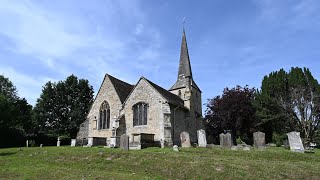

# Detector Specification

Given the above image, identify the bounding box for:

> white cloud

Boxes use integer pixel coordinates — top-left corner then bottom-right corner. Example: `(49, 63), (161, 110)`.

(0, 66), (58, 105)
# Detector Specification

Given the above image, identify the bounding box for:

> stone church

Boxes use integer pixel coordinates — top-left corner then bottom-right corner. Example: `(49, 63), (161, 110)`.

(77, 29), (203, 148)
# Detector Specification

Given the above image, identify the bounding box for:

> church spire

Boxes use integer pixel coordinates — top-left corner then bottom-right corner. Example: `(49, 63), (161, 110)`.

(178, 27), (193, 78)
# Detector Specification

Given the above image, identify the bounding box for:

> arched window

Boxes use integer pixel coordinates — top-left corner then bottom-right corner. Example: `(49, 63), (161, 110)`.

(99, 101), (110, 129)
(133, 102), (148, 126)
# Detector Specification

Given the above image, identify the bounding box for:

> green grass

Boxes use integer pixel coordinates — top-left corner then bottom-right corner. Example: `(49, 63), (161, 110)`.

(1, 146), (320, 179)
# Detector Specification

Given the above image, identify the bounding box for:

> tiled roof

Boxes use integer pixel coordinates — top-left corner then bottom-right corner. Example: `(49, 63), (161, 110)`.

(143, 78), (185, 108)
(107, 74), (134, 103)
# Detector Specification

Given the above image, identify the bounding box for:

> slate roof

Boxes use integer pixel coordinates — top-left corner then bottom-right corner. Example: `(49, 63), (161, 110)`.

(170, 29), (201, 92)
(107, 74), (134, 103)
(143, 77), (185, 108)
(170, 77), (200, 92)
(178, 29), (193, 78)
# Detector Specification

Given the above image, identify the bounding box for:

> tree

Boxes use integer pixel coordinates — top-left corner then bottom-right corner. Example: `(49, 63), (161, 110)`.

(256, 67), (320, 145)
(0, 75), (34, 147)
(204, 86), (257, 144)
(34, 75), (94, 138)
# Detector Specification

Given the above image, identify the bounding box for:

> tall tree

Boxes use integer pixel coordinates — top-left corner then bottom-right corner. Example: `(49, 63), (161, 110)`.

(256, 67), (320, 144)
(204, 86), (257, 144)
(0, 75), (34, 147)
(34, 75), (94, 138)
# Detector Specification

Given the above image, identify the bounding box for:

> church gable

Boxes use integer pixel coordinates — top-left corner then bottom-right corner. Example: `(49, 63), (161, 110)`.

(87, 74), (127, 138)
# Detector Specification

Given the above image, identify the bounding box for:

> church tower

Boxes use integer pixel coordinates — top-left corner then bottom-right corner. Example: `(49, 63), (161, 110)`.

(169, 28), (202, 118)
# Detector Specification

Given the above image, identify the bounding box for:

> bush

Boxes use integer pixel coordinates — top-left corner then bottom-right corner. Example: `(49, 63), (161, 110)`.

(273, 133), (287, 147)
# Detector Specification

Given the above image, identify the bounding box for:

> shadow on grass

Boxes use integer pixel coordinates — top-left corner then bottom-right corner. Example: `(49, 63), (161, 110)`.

(0, 152), (17, 156)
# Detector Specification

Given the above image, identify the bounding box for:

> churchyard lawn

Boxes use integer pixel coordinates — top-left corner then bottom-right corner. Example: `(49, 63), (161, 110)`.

(1, 146), (320, 179)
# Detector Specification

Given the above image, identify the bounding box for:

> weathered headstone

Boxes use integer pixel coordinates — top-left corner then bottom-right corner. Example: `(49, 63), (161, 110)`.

(253, 131), (266, 149)
(180, 131), (191, 148)
(219, 133), (232, 149)
(286, 131), (305, 153)
(109, 137), (120, 148)
(40, 144), (43, 148)
(57, 137), (60, 147)
(173, 145), (179, 152)
(26, 140), (28, 147)
(243, 146), (251, 151)
(120, 134), (129, 151)
(71, 139), (76, 147)
(197, 129), (207, 147)
(87, 137), (93, 147)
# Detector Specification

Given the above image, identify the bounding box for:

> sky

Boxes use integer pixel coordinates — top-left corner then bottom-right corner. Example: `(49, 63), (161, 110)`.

(0, 0), (320, 111)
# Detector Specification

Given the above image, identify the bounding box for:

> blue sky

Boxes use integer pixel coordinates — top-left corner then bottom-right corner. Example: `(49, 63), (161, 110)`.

(1, 0), (320, 110)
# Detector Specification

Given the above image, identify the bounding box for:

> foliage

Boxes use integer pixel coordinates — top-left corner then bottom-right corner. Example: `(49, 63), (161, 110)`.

(34, 74), (94, 138)
(255, 67), (320, 144)
(204, 85), (257, 144)
(272, 133), (287, 147)
(0, 75), (34, 147)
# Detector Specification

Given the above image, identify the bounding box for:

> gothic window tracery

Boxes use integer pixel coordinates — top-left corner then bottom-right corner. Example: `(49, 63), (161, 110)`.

(133, 102), (148, 126)
(99, 101), (110, 129)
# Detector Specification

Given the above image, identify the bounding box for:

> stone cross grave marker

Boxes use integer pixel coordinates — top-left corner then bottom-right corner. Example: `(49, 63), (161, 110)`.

(197, 129), (207, 147)
(71, 139), (76, 147)
(180, 131), (191, 148)
(219, 133), (232, 148)
(120, 134), (129, 151)
(253, 131), (266, 149)
(287, 131), (305, 153)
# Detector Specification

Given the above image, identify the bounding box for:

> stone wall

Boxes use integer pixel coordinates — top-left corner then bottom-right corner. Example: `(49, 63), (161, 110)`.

(76, 119), (89, 143)
(123, 78), (166, 143)
(87, 75), (123, 139)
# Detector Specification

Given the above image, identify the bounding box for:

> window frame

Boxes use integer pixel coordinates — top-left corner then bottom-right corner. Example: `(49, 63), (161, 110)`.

(132, 102), (149, 127)
(98, 101), (110, 130)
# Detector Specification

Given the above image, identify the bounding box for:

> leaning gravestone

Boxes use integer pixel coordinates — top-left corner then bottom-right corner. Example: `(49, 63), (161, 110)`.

(180, 131), (191, 148)
(253, 131), (266, 149)
(71, 139), (76, 147)
(120, 134), (129, 151)
(219, 133), (232, 149)
(287, 131), (305, 153)
(197, 129), (207, 147)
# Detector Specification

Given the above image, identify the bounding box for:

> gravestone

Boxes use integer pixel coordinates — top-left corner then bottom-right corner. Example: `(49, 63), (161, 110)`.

(197, 129), (207, 147)
(57, 137), (60, 147)
(26, 140), (28, 147)
(243, 146), (251, 151)
(219, 133), (232, 149)
(120, 134), (129, 151)
(180, 131), (191, 148)
(173, 145), (179, 152)
(253, 131), (266, 149)
(71, 139), (76, 147)
(109, 136), (120, 148)
(40, 144), (43, 148)
(286, 131), (305, 153)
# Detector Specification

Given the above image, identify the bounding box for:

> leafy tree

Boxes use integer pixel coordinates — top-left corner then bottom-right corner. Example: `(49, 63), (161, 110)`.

(34, 75), (94, 138)
(204, 86), (257, 144)
(0, 75), (34, 147)
(256, 67), (320, 145)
